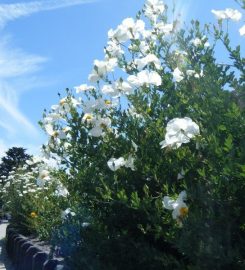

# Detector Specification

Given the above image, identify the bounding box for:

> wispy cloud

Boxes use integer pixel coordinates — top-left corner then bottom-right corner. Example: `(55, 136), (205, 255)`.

(0, 37), (47, 78)
(0, 81), (39, 136)
(0, 0), (97, 29)
(0, 36), (45, 137)
(0, 0), (96, 154)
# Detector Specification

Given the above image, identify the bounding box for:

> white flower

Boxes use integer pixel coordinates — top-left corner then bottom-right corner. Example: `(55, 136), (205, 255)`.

(60, 97), (80, 108)
(105, 40), (124, 58)
(163, 190), (188, 220)
(51, 97), (80, 115)
(134, 54), (161, 70)
(127, 70), (162, 87)
(36, 168), (51, 187)
(82, 113), (94, 123)
(186, 69), (204, 78)
(107, 157), (126, 171)
(89, 116), (111, 137)
(28, 188), (36, 193)
(239, 24), (245, 36)
(75, 84), (95, 93)
(114, 80), (133, 95)
(160, 117), (200, 149)
(173, 67), (184, 82)
(144, 0), (165, 22)
(132, 141), (138, 152)
(107, 155), (135, 171)
(194, 69), (204, 78)
(154, 22), (173, 35)
(127, 106), (143, 119)
(44, 124), (67, 139)
(88, 58), (118, 82)
(39, 169), (50, 180)
(186, 69), (196, 76)
(82, 98), (108, 113)
(129, 40), (151, 54)
(124, 155), (135, 170)
(108, 18), (145, 43)
(139, 41), (150, 54)
(43, 113), (63, 124)
(177, 168), (185, 180)
(211, 8), (242, 21)
(61, 208), (75, 220)
(101, 84), (119, 97)
(108, 18), (134, 42)
(56, 185), (69, 197)
(82, 222), (90, 228)
(192, 38), (202, 47)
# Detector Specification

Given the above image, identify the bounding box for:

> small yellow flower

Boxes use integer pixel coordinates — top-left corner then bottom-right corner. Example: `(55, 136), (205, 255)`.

(30, 212), (37, 218)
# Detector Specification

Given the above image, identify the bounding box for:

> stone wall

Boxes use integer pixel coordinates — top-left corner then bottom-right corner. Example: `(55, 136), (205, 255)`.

(5, 225), (69, 270)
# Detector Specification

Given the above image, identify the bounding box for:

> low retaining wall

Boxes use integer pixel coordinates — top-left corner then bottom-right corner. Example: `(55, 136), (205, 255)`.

(5, 225), (69, 270)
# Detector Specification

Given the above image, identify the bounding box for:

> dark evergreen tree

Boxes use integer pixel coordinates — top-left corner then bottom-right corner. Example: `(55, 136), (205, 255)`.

(0, 147), (31, 185)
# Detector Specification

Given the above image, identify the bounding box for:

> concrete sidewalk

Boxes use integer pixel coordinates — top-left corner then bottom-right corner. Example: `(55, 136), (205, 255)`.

(0, 222), (14, 270)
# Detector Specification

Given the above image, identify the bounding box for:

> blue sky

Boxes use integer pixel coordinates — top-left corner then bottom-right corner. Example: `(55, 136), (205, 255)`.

(0, 0), (244, 158)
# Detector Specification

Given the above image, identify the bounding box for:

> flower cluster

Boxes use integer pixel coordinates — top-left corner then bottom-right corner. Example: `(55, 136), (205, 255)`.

(212, 8), (245, 36)
(160, 117), (200, 149)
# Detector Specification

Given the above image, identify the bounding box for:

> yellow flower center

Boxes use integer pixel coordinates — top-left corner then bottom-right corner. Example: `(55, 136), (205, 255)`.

(105, 100), (112, 105)
(52, 131), (59, 137)
(179, 207), (188, 217)
(100, 123), (107, 129)
(59, 98), (67, 106)
(84, 114), (93, 120)
(30, 212), (37, 218)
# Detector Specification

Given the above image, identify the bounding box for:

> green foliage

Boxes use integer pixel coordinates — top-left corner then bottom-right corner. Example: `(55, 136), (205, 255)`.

(46, 8), (245, 270)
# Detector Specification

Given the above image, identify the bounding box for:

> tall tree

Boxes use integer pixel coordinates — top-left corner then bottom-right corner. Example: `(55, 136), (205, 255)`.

(0, 147), (31, 185)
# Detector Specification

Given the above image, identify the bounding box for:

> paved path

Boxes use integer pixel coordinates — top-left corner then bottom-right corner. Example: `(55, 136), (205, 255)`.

(0, 222), (14, 270)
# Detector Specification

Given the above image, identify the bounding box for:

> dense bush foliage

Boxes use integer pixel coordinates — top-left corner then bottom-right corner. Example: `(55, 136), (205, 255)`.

(1, 0), (245, 269)
(1, 156), (69, 240)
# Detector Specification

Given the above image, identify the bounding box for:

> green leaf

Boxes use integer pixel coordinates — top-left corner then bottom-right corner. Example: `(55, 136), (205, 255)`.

(224, 134), (233, 152)
(117, 189), (128, 202)
(131, 191), (141, 209)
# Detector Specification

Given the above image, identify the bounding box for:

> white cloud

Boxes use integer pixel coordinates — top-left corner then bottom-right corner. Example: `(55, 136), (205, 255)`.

(0, 37), (47, 78)
(0, 0), (97, 29)
(0, 82), (39, 136)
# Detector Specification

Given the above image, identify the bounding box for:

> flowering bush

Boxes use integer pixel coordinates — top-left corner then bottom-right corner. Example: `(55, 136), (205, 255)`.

(2, 0), (245, 269)
(40, 0), (245, 268)
(1, 156), (69, 240)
